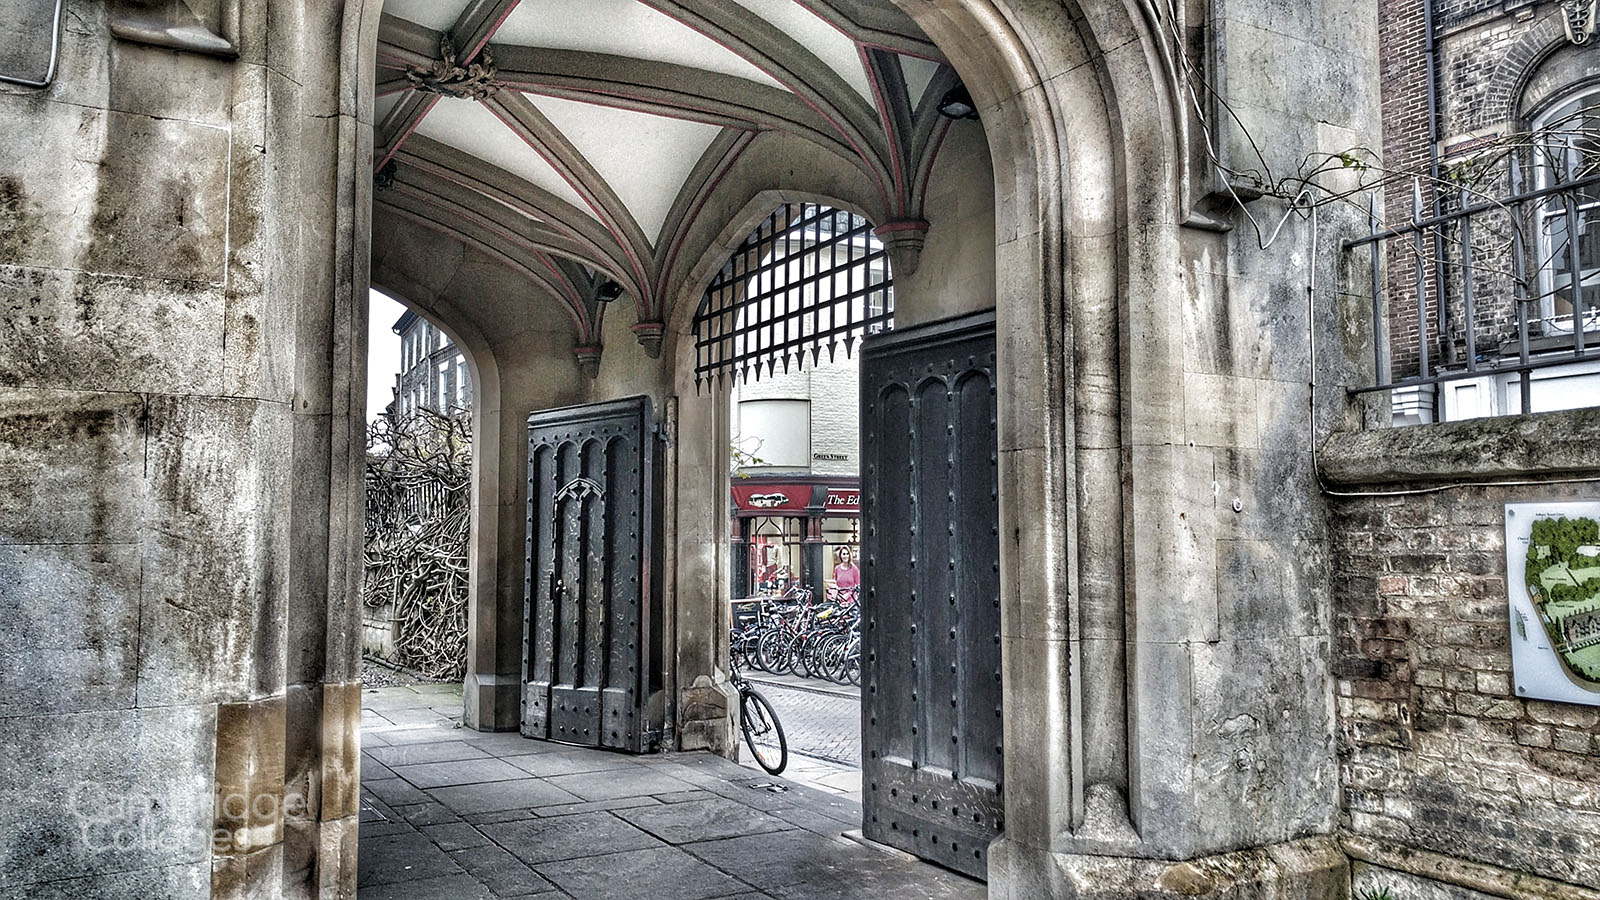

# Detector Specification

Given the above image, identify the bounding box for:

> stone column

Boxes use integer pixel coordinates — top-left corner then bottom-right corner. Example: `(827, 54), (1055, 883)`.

(0, 1), (377, 896)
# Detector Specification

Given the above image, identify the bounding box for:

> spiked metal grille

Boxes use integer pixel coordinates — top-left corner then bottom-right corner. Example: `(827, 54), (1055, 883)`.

(693, 204), (893, 388)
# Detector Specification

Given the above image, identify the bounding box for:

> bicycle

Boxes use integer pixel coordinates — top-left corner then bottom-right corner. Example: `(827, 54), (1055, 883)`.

(732, 671), (788, 774)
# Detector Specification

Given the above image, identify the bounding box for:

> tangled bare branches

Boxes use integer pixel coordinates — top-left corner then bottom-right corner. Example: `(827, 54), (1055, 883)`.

(363, 408), (472, 680)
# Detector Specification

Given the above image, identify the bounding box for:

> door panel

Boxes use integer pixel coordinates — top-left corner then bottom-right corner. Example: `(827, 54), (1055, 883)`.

(860, 311), (1003, 879)
(523, 397), (662, 752)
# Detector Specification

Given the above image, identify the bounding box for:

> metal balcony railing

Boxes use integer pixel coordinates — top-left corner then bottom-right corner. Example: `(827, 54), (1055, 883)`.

(1345, 164), (1600, 413)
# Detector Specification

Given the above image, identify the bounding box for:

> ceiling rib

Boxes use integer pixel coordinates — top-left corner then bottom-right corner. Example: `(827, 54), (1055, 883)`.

(652, 128), (755, 300)
(489, 45), (851, 155)
(635, 0), (894, 205)
(863, 48), (913, 211)
(390, 166), (621, 285)
(377, 191), (596, 339)
(906, 65), (961, 216)
(376, 1), (523, 170)
(369, 1), (962, 365)
(398, 136), (644, 294)
(376, 91), (441, 169)
(793, 0), (945, 59)
(451, 0), (522, 59)
(485, 92), (656, 299)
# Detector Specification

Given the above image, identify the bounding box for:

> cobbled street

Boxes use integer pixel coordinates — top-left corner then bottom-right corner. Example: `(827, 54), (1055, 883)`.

(743, 675), (861, 768)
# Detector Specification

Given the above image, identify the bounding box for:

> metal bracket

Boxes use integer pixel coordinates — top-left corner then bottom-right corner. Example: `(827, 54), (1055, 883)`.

(0, 0), (64, 88)
(109, 0), (239, 60)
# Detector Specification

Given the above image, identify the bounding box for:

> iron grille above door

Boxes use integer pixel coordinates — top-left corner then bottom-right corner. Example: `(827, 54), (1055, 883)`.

(860, 310), (1003, 879)
(523, 397), (664, 753)
(692, 204), (893, 387)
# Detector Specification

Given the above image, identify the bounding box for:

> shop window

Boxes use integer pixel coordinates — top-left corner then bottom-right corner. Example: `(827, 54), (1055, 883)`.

(749, 516), (804, 595)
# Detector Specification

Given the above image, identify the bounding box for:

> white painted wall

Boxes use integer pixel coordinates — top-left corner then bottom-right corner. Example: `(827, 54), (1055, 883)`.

(730, 351), (859, 475)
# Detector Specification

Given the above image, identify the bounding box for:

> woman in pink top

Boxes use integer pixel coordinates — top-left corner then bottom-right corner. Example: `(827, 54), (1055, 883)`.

(832, 545), (861, 591)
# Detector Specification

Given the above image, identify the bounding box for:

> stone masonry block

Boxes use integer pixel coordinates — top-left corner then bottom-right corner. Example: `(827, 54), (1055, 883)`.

(0, 388), (144, 544)
(0, 705), (213, 887)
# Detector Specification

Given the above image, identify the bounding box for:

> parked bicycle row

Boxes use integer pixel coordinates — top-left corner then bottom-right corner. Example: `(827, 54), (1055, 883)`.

(730, 585), (861, 686)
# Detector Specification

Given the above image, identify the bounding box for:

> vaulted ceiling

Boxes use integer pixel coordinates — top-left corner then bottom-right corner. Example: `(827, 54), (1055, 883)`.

(372, 0), (957, 358)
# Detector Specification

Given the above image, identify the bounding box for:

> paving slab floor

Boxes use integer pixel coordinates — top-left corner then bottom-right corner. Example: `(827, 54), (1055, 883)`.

(359, 685), (985, 900)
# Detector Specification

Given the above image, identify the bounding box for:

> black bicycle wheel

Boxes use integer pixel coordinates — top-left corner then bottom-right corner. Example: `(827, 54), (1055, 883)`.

(816, 633), (847, 683)
(754, 630), (786, 674)
(794, 634), (820, 679)
(740, 688), (788, 774)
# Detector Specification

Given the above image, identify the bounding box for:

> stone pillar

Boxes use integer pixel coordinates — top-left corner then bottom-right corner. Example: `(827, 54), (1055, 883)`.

(670, 368), (737, 754)
(0, 1), (375, 896)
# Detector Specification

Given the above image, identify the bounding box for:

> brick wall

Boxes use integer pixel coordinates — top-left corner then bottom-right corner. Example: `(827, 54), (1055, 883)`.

(1332, 482), (1600, 888)
(1378, 0), (1434, 379)
(1376, 1), (1585, 385)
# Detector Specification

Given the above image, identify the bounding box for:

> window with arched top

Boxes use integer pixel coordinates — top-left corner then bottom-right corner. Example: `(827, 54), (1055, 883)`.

(1531, 85), (1599, 333)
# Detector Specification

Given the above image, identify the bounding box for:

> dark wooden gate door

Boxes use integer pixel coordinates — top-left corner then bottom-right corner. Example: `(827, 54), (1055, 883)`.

(523, 397), (663, 753)
(860, 311), (1003, 879)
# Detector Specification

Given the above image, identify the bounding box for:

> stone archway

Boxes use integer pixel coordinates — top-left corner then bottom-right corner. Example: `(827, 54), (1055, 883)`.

(332, 0), (1360, 895)
(340, 0), (1172, 892)
(640, 1), (1160, 892)
(364, 271), (507, 724)
(0, 0), (1381, 893)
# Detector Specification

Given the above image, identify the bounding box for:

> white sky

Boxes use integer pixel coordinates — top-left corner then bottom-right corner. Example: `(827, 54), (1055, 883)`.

(367, 289), (407, 423)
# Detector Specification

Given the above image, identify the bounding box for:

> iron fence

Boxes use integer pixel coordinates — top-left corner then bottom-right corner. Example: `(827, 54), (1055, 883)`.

(1345, 165), (1599, 411)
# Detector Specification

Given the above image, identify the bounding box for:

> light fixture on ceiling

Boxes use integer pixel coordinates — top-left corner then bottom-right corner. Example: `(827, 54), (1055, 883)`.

(596, 280), (624, 303)
(937, 84), (980, 121)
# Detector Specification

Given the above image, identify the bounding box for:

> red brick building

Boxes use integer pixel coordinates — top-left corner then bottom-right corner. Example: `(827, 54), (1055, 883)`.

(1375, 0), (1597, 422)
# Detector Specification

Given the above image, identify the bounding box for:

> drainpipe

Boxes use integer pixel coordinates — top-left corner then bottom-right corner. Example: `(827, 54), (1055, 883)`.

(0, 0), (63, 88)
(1424, 0), (1457, 368)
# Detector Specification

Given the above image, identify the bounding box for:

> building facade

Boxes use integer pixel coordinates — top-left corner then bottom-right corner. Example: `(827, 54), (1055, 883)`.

(1376, 0), (1598, 423)
(2, 1), (1598, 899)
(722, 206), (876, 604)
(390, 308), (471, 417)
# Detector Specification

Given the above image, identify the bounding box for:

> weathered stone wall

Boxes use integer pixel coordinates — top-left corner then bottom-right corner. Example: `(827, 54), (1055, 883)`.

(1330, 469), (1600, 894)
(0, 2), (374, 896)
(892, 119), (996, 329)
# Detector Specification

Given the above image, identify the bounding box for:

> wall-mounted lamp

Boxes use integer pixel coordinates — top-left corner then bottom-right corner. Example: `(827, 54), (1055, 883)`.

(937, 84), (980, 121)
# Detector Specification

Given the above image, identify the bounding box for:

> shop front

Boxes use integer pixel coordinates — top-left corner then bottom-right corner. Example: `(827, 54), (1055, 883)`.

(730, 476), (861, 605)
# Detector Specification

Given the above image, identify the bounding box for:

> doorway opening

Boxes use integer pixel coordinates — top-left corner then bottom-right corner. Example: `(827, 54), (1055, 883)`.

(697, 202), (1004, 878)
(361, 289), (476, 689)
(712, 203), (887, 799)
(352, 0), (1051, 889)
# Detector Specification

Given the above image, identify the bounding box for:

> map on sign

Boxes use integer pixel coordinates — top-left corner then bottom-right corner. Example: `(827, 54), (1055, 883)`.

(1506, 501), (1600, 706)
